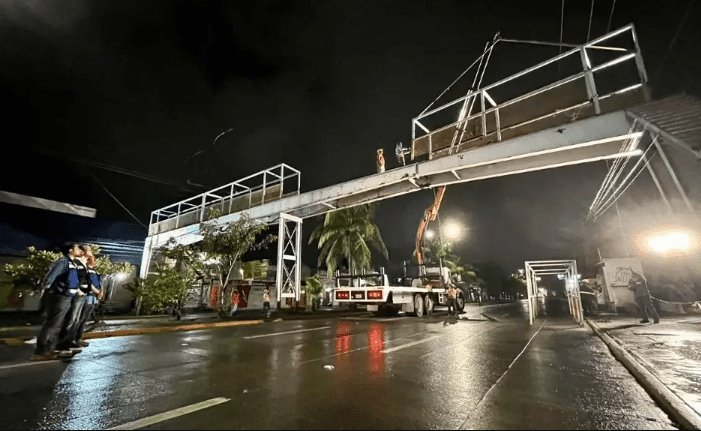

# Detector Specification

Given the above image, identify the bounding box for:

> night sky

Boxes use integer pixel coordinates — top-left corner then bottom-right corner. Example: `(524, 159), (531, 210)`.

(1, 1), (699, 271)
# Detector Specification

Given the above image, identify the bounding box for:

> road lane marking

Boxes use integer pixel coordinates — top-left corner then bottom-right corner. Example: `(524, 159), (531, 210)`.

(418, 322), (496, 359)
(107, 397), (230, 430)
(243, 326), (330, 339)
(381, 334), (442, 353)
(463, 319), (546, 428)
(0, 361), (63, 370)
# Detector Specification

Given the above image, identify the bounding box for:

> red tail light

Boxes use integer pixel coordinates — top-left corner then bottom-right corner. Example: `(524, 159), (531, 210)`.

(367, 290), (383, 299)
(336, 291), (350, 300)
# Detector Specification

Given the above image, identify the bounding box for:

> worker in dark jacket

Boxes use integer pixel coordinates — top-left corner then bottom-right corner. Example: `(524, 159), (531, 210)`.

(31, 243), (84, 361)
(629, 272), (659, 324)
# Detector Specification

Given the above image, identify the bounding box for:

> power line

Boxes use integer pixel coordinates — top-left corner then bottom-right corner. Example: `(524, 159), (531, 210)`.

(34, 149), (195, 192)
(91, 175), (147, 228)
(559, 0), (565, 77)
(653, 0), (697, 83)
(586, 0), (595, 41)
(605, 0), (616, 33)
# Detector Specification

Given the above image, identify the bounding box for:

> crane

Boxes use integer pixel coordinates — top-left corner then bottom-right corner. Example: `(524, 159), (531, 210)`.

(414, 185), (446, 266)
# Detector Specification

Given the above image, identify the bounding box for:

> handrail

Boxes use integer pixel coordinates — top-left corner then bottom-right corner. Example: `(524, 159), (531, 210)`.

(149, 164), (301, 228)
(411, 24), (647, 158)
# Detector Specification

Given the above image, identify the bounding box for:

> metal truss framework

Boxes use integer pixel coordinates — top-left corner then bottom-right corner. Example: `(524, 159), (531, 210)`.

(525, 260), (583, 326)
(276, 213), (302, 305)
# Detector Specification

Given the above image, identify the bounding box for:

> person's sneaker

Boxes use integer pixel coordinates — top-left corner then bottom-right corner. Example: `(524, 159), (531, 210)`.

(653, 319), (660, 324)
(77, 340), (89, 347)
(640, 319), (650, 323)
(57, 349), (75, 358)
(30, 352), (58, 361)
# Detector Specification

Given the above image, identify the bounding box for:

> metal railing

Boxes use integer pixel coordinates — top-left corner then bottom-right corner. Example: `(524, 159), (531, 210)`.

(148, 163), (301, 235)
(411, 24), (649, 160)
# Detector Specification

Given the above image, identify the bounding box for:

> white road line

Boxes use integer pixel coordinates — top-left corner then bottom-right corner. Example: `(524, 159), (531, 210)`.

(107, 397), (230, 430)
(243, 326), (330, 339)
(0, 361), (62, 370)
(466, 319), (546, 422)
(342, 316), (405, 322)
(381, 334), (442, 353)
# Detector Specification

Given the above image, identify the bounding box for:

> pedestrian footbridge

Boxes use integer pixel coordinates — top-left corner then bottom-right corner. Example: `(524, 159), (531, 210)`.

(140, 25), (699, 310)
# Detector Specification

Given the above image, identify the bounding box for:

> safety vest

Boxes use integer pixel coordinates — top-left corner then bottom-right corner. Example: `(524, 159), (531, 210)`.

(53, 258), (80, 296)
(88, 268), (101, 294)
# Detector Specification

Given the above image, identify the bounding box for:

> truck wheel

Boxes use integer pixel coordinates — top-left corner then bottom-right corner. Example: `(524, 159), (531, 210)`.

(424, 295), (434, 316)
(456, 294), (465, 313)
(414, 294), (424, 317)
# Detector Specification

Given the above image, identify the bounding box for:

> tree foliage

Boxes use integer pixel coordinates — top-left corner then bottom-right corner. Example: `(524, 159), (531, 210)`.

(304, 275), (324, 310)
(309, 204), (388, 274)
(3, 245), (134, 293)
(3, 246), (61, 289)
(135, 264), (191, 319)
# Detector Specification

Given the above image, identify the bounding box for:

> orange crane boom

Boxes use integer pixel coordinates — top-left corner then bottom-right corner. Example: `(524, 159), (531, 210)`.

(415, 185), (446, 265)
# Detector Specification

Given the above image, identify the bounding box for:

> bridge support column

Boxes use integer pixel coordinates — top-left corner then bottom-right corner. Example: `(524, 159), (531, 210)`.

(275, 213), (303, 309)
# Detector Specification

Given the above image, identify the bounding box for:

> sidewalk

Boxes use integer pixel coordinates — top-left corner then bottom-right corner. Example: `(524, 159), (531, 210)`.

(588, 313), (701, 429)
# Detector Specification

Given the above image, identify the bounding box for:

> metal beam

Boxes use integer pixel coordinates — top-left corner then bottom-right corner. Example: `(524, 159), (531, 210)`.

(147, 111), (637, 248)
(0, 190), (96, 218)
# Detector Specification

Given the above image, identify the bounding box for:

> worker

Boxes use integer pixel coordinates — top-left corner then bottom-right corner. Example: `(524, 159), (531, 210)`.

(395, 142), (407, 166)
(376, 148), (385, 173)
(447, 281), (458, 318)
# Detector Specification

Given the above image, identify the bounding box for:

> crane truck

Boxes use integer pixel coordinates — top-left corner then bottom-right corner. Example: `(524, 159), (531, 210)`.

(332, 185), (466, 317)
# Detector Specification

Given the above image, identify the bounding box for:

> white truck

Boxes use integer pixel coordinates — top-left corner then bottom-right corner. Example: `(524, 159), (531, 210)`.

(332, 265), (466, 317)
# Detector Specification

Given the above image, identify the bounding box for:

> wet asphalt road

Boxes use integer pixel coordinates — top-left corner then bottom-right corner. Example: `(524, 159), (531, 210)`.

(0, 301), (676, 430)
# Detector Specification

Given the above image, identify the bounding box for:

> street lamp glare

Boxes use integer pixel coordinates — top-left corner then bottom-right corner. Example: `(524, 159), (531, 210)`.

(443, 222), (462, 241)
(647, 231), (692, 254)
(425, 229), (435, 240)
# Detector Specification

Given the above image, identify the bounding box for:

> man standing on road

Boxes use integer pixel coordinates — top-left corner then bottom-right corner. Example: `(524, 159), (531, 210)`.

(447, 282), (458, 318)
(229, 290), (240, 317)
(262, 288), (271, 317)
(31, 243), (84, 361)
(629, 272), (659, 324)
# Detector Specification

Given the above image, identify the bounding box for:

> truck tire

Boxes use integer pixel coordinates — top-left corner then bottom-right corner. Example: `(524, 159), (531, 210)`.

(414, 293), (424, 317)
(424, 295), (434, 316)
(456, 293), (465, 313)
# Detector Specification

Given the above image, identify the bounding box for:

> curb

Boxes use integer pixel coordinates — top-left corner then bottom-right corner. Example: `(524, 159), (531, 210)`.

(586, 318), (701, 430)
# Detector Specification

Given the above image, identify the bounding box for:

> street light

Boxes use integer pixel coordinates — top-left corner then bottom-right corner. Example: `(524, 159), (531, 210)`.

(647, 230), (694, 254)
(443, 221), (463, 241)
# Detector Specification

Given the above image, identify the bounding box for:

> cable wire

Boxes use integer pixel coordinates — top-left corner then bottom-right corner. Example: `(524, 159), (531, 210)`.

(652, 0), (697, 83)
(605, 0), (616, 33)
(91, 175), (148, 228)
(587, 0), (595, 41)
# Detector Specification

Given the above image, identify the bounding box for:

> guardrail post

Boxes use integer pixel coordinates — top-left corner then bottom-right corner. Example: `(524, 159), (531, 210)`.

(480, 91), (487, 137)
(580, 47), (601, 114)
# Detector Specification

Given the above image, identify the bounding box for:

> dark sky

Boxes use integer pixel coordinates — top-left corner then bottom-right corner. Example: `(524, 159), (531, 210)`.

(1, 0), (699, 271)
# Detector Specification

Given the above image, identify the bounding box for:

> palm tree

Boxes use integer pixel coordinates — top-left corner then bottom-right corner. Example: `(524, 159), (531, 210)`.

(309, 204), (388, 274)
